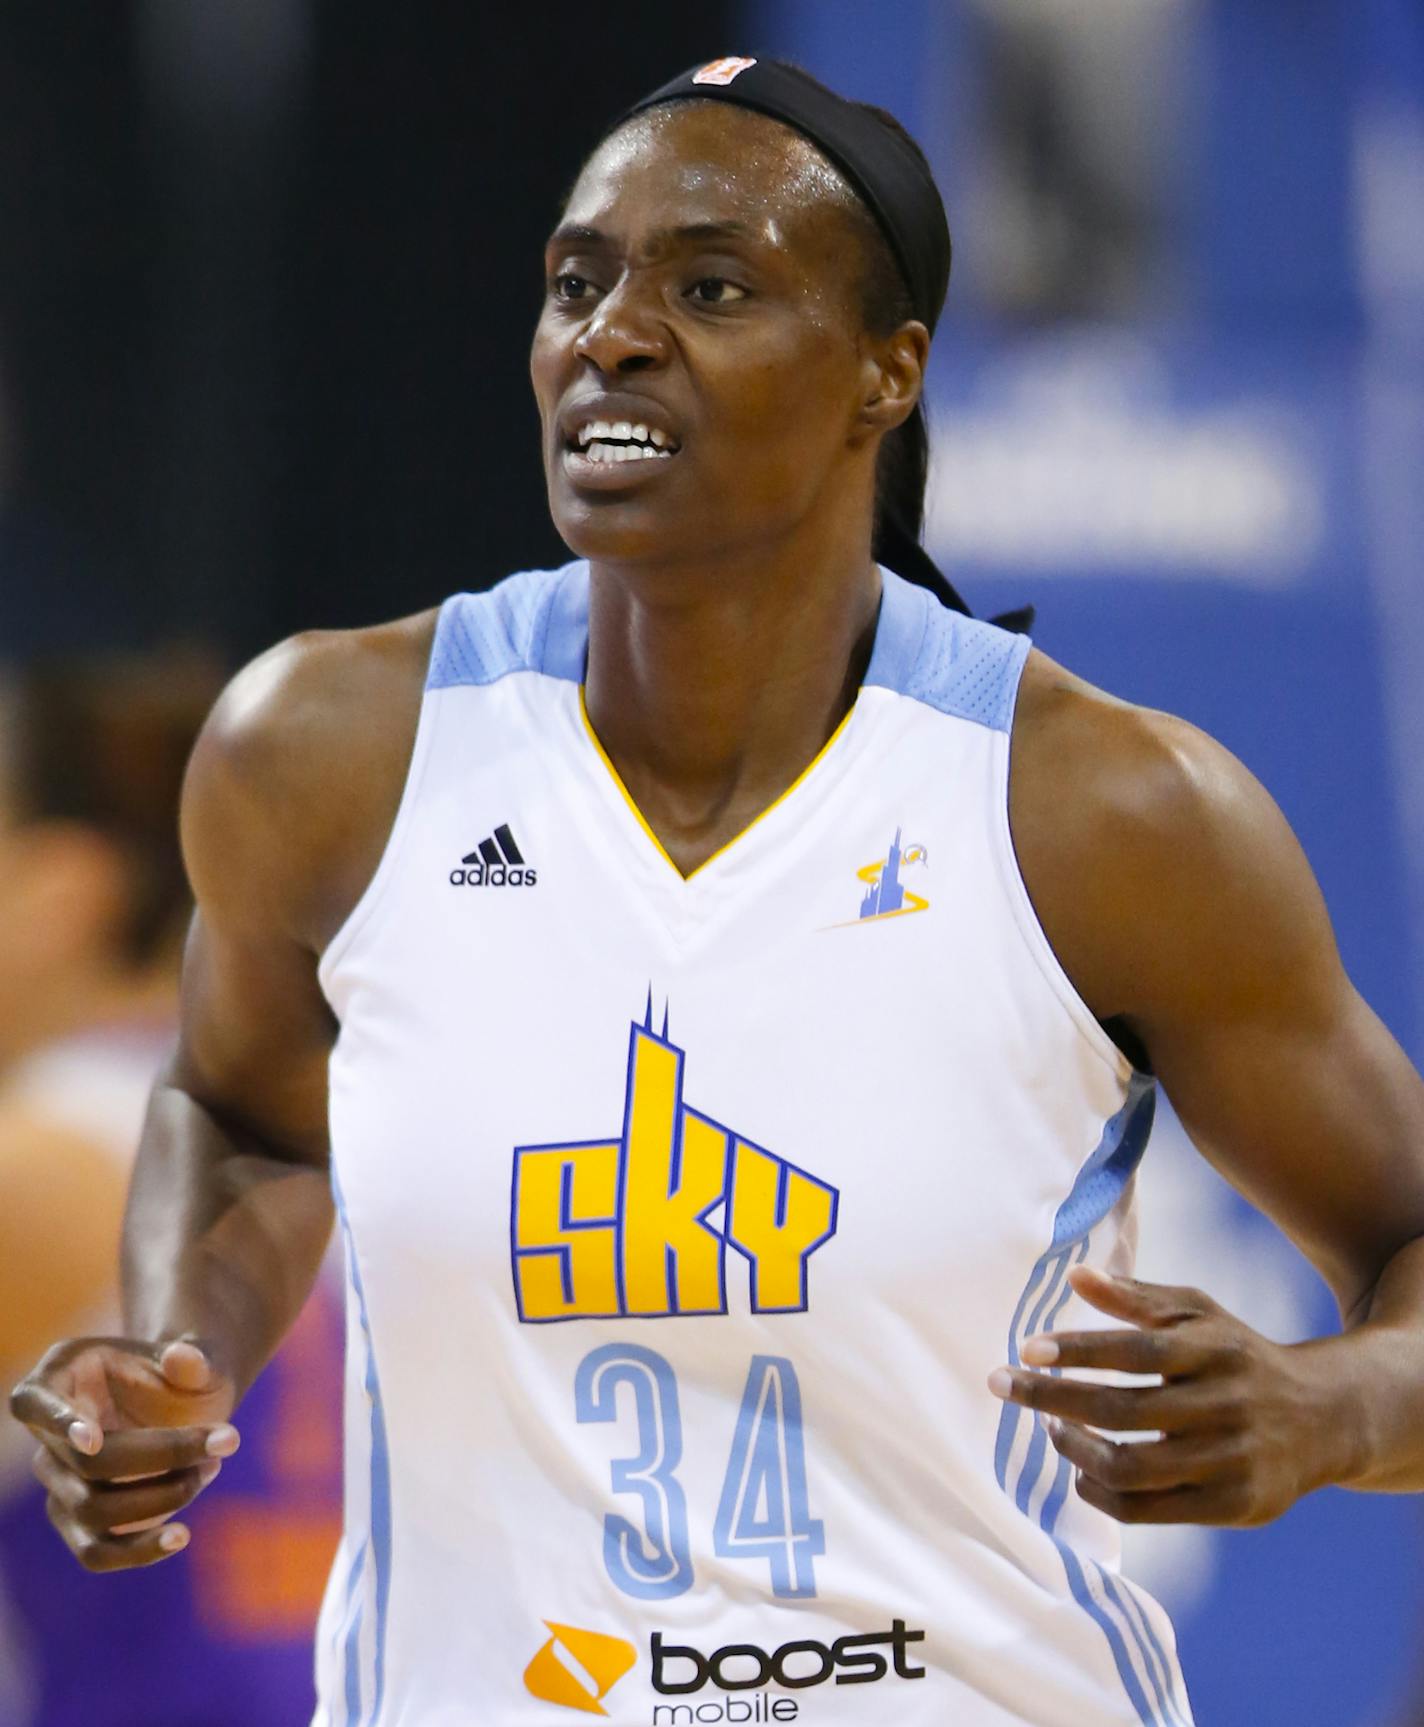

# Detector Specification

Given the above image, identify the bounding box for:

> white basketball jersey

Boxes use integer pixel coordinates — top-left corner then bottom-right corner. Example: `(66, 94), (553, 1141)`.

(313, 563), (1193, 1727)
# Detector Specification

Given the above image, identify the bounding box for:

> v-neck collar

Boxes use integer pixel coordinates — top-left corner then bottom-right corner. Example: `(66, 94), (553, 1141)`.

(562, 562), (926, 887)
(577, 685), (859, 884)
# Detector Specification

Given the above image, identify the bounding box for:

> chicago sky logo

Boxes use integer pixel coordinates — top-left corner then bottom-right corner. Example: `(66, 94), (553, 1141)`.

(840, 828), (928, 925)
(449, 822), (536, 887)
(511, 1002), (838, 1321)
(523, 1620), (636, 1716)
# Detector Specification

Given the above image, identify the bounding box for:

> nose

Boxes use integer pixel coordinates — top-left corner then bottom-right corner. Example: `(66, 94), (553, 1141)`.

(573, 277), (668, 376)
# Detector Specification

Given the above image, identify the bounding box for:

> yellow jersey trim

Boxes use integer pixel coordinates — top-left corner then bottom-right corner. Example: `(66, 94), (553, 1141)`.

(578, 687), (857, 883)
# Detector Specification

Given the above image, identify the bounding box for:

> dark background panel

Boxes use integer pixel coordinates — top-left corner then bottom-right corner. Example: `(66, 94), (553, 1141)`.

(0, 3), (734, 659)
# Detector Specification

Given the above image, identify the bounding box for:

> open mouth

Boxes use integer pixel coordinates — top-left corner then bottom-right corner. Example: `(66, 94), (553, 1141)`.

(565, 418), (681, 465)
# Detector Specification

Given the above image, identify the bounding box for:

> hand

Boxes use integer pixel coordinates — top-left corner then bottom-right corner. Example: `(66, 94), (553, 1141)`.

(9, 1335), (240, 1571)
(987, 1266), (1354, 1527)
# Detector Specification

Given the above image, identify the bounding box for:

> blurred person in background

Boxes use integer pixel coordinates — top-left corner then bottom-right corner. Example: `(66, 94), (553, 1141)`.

(0, 654), (343, 1727)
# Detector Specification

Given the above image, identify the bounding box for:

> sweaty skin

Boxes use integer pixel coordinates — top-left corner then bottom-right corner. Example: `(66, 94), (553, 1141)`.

(12, 102), (1424, 1572)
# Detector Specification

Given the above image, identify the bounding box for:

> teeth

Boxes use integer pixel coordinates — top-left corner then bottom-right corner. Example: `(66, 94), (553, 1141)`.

(571, 417), (680, 454)
(573, 441), (675, 464)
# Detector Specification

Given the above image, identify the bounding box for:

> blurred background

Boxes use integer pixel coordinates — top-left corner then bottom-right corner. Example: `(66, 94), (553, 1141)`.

(1, 2), (1421, 1723)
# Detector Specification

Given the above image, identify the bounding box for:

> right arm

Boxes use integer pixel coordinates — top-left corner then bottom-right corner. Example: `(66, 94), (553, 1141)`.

(9, 616), (430, 1570)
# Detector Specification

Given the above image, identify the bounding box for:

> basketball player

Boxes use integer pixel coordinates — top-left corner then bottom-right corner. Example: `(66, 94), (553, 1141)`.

(0, 655), (344, 1726)
(12, 60), (1424, 1727)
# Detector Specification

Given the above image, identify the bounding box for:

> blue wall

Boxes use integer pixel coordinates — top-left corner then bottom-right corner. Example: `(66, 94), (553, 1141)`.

(740, 4), (1424, 1721)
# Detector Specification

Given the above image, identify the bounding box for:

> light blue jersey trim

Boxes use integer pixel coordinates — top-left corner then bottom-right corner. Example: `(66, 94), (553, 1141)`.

(993, 1077), (1190, 1727)
(425, 564), (1029, 732)
(863, 571), (1031, 733)
(332, 1167), (393, 1727)
(426, 563), (586, 690)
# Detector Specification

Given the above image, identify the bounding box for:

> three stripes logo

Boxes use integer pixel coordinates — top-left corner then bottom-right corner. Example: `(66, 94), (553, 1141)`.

(449, 823), (537, 887)
(523, 1621), (636, 1716)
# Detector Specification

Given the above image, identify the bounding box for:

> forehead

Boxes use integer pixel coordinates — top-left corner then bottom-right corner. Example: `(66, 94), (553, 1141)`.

(562, 103), (858, 249)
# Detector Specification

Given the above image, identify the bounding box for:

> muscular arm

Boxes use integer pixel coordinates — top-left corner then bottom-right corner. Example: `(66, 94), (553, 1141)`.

(125, 616), (431, 1395)
(1000, 652), (1424, 1513)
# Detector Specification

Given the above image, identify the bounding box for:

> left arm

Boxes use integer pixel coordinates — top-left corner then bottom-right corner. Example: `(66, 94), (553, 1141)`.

(992, 653), (1424, 1524)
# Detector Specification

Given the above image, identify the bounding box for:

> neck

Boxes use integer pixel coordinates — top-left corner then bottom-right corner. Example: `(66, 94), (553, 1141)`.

(583, 515), (883, 875)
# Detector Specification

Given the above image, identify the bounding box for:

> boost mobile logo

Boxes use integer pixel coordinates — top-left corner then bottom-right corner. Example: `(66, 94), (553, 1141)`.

(523, 1621), (636, 1716)
(651, 1622), (926, 1701)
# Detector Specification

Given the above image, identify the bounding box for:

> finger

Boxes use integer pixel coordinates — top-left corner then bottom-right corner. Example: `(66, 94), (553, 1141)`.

(36, 1420), (239, 1483)
(157, 1339), (215, 1394)
(9, 1381), (104, 1456)
(1066, 1266), (1212, 1328)
(1020, 1323), (1221, 1378)
(987, 1367), (1229, 1433)
(44, 1495), (192, 1572)
(1048, 1417), (1246, 1495)
(1071, 1472), (1214, 1526)
(35, 1447), (221, 1537)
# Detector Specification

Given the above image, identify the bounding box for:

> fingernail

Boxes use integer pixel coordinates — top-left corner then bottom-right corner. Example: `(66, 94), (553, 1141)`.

(67, 1419), (102, 1456)
(159, 1339), (211, 1388)
(198, 1460), (221, 1488)
(987, 1368), (1014, 1399)
(159, 1525), (189, 1554)
(205, 1425), (240, 1459)
(1021, 1337), (1060, 1366)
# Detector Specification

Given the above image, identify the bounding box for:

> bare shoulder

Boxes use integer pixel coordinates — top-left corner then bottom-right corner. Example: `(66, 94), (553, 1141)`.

(183, 609), (438, 952)
(1009, 647), (1338, 1032)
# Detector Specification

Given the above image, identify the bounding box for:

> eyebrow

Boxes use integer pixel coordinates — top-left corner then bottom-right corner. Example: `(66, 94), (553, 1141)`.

(545, 220), (760, 253)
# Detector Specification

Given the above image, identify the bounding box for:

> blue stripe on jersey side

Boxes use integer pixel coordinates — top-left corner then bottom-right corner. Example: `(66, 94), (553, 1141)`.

(1109, 1571), (1191, 1727)
(343, 1549), (368, 1726)
(993, 1076), (1175, 1727)
(1055, 1538), (1163, 1727)
(862, 569), (1031, 733)
(994, 1076), (1155, 1493)
(333, 1168), (393, 1725)
(1013, 1237), (1090, 1518)
(993, 1254), (1058, 1489)
(1038, 1441), (1191, 1725)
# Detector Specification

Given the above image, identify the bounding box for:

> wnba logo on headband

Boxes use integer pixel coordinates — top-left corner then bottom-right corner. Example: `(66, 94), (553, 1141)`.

(692, 56), (757, 86)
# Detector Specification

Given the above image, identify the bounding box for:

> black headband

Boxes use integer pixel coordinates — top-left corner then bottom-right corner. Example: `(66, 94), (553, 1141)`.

(620, 57), (951, 335)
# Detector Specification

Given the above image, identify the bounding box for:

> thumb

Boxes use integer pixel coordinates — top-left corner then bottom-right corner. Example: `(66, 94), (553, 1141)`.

(157, 1339), (215, 1393)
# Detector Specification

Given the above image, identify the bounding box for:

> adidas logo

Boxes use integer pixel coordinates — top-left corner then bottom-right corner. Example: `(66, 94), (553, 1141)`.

(449, 823), (537, 887)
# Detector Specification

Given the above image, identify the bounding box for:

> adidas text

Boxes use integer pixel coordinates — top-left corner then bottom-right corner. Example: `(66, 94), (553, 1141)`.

(449, 862), (537, 887)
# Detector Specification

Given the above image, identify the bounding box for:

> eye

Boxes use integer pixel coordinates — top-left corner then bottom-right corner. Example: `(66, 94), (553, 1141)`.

(687, 277), (747, 305)
(551, 273), (596, 302)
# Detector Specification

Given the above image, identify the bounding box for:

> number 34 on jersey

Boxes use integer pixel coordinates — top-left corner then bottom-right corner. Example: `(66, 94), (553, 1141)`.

(510, 1007), (840, 1322)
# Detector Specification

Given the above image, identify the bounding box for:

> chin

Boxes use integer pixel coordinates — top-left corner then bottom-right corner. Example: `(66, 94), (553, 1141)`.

(548, 492), (698, 567)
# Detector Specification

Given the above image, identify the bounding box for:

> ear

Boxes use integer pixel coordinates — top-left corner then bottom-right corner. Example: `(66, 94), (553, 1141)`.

(854, 319), (930, 445)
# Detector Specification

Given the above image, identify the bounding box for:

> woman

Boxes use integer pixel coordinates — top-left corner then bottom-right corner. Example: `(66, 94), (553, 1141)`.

(0, 655), (344, 1725)
(13, 59), (1424, 1727)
